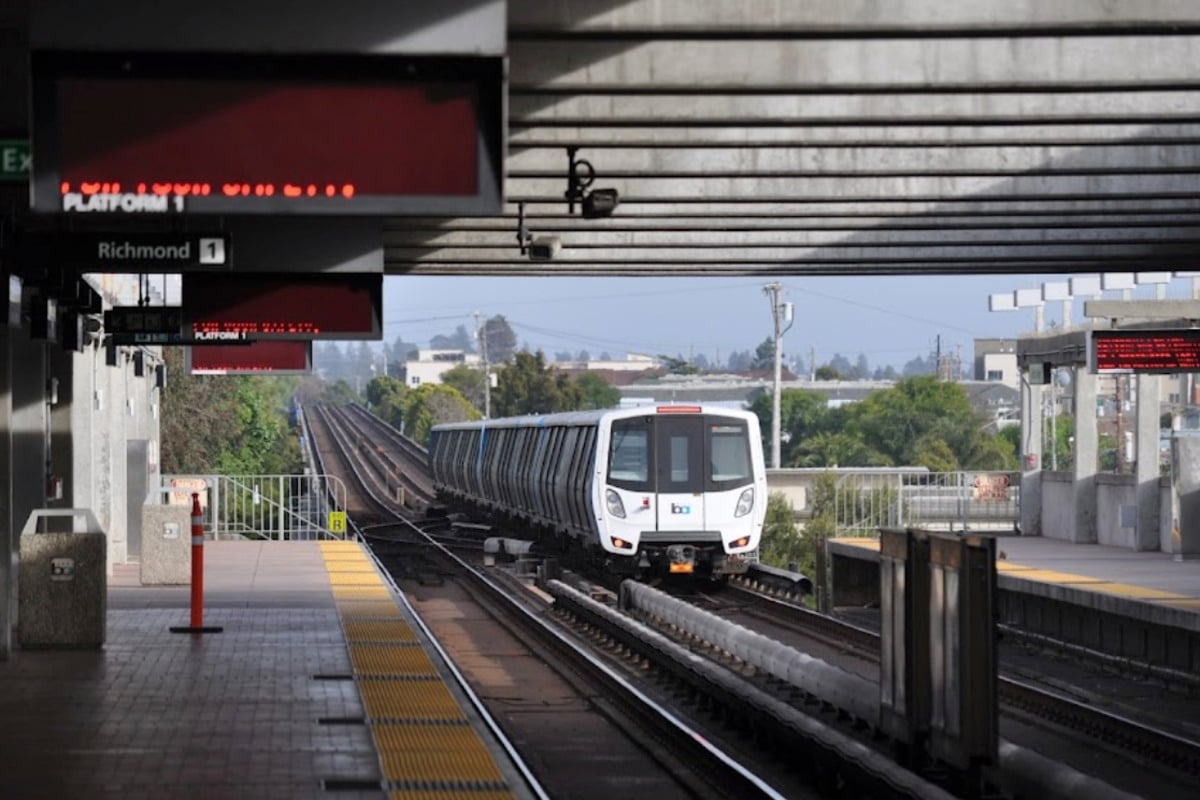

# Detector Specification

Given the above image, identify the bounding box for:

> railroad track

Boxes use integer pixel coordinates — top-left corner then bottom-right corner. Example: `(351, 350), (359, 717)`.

(716, 576), (1200, 787)
(307, 399), (1196, 798)
(314, 403), (436, 512)
(306, 400), (811, 799)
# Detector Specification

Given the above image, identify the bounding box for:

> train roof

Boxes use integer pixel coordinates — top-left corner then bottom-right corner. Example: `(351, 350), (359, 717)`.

(430, 404), (759, 432)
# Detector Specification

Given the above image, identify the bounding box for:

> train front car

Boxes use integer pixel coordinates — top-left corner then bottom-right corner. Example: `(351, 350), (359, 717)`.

(596, 405), (767, 578)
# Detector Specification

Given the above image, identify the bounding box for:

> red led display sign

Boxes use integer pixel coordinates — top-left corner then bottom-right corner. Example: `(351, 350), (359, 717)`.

(30, 51), (503, 215)
(1090, 329), (1200, 374)
(188, 341), (312, 376)
(183, 273), (381, 341)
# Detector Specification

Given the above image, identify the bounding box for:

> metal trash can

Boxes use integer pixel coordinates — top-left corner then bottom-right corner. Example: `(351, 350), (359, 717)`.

(18, 509), (107, 649)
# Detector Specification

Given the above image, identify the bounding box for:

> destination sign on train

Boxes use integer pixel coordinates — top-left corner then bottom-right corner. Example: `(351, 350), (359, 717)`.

(1089, 329), (1200, 374)
(30, 51), (504, 216)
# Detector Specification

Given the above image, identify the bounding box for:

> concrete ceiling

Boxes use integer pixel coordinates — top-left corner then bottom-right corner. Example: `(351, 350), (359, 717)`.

(384, 1), (1200, 277)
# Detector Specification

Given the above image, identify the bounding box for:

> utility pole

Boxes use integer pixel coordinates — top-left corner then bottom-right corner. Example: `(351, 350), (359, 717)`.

(763, 283), (793, 469)
(473, 311), (491, 418)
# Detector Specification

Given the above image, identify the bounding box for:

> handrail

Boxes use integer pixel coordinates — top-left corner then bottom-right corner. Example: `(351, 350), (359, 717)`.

(160, 473), (349, 541)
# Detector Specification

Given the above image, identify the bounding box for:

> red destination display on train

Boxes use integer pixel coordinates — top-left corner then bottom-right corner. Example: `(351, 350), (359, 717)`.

(188, 341), (312, 376)
(1091, 329), (1200, 374)
(30, 51), (503, 215)
(183, 273), (381, 341)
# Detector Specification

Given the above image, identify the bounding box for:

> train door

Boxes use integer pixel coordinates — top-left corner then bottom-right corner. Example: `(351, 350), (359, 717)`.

(654, 415), (706, 537)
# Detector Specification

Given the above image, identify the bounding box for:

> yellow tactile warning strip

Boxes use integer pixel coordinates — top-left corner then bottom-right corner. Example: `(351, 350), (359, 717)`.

(833, 537), (881, 550)
(319, 541), (516, 800)
(832, 537), (1199, 611)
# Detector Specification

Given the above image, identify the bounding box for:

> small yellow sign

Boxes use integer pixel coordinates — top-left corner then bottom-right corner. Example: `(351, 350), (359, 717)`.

(328, 511), (347, 535)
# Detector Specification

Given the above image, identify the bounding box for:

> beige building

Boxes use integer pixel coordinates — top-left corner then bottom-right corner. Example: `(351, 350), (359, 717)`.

(401, 349), (482, 387)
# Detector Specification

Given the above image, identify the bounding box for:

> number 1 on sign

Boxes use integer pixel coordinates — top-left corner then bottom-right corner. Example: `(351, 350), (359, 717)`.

(199, 237), (226, 265)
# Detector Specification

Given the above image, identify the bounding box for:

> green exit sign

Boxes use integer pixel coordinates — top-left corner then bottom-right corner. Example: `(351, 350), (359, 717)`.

(1, 140), (30, 181)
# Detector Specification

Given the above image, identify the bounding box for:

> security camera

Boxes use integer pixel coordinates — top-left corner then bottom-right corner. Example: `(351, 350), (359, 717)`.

(582, 188), (619, 218)
(528, 236), (562, 261)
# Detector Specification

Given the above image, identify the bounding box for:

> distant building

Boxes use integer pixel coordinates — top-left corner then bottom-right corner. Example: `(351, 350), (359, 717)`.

(401, 348), (481, 387)
(555, 352), (661, 372)
(617, 372), (1020, 424)
(973, 338), (1019, 390)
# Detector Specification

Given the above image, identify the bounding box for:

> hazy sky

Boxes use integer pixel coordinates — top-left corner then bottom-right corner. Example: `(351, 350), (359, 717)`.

(381, 273), (1200, 371)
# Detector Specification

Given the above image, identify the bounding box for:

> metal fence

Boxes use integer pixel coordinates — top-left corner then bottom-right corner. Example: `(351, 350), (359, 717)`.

(160, 473), (350, 541)
(831, 470), (1019, 535)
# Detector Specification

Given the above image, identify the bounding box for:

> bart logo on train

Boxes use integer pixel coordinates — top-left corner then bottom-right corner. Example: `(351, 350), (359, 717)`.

(670, 503), (691, 514)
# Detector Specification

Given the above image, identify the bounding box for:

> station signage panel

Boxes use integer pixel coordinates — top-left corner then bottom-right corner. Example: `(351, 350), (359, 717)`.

(105, 306), (183, 336)
(30, 51), (504, 216)
(187, 340), (312, 375)
(22, 231), (230, 271)
(1089, 329), (1200, 374)
(182, 272), (382, 340)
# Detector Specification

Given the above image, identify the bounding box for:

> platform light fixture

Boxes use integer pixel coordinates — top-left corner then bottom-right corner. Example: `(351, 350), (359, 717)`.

(565, 146), (619, 218)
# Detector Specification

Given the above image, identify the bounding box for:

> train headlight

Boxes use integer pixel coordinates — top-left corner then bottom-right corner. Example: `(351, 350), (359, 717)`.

(734, 487), (754, 517)
(605, 489), (627, 518)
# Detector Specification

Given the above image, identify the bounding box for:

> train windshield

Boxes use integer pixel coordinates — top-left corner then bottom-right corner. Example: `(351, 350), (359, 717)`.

(607, 415), (752, 493)
(608, 421), (652, 491)
(708, 422), (753, 490)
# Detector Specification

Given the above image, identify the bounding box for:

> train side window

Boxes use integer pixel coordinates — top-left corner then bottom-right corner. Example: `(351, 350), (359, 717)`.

(576, 429), (600, 527)
(470, 431), (484, 494)
(562, 427), (584, 530)
(491, 428), (509, 502)
(608, 418), (651, 492)
(500, 428), (517, 506)
(544, 426), (564, 521)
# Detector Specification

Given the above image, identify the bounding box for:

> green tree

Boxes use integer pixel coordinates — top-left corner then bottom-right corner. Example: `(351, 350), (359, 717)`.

(431, 324), (474, 352)
(750, 388), (837, 465)
(401, 383), (479, 445)
(365, 375), (408, 428)
(845, 375), (985, 470)
(160, 348), (241, 472)
(814, 364), (842, 381)
(574, 371), (620, 410)
(751, 337), (775, 371)
(658, 355), (698, 375)
(482, 315), (518, 363)
(160, 348), (302, 474)
(493, 350), (582, 416)
(794, 430), (889, 468)
(440, 364), (487, 413)
(759, 492), (809, 570)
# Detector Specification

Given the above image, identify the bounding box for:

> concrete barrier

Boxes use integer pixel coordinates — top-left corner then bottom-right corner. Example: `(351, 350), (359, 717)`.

(140, 504), (192, 585)
(17, 509), (107, 650)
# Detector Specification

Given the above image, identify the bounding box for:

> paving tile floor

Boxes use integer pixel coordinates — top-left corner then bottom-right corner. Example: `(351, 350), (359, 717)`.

(0, 542), (385, 800)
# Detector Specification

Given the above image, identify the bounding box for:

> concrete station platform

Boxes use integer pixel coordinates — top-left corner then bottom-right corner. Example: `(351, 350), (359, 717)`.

(0, 540), (529, 800)
(828, 533), (1200, 672)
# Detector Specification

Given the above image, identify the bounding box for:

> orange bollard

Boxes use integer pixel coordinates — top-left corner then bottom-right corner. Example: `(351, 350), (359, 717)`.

(170, 491), (223, 634)
(189, 492), (204, 627)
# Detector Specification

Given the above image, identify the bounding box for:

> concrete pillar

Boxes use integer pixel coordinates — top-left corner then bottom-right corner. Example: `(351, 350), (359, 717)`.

(1072, 367), (1098, 543)
(11, 336), (47, 543)
(0, 326), (11, 659)
(1135, 375), (1161, 551)
(48, 345), (74, 515)
(1019, 381), (1043, 536)
(1169, 432), (1200, 560)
